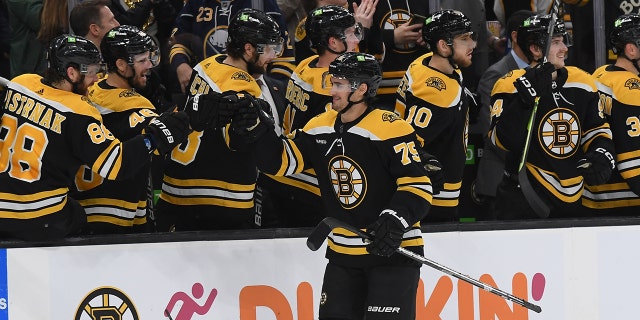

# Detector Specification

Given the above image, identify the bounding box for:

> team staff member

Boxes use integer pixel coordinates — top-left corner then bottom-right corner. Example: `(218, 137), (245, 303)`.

(230, 52), (432, 320)
(489, 14), (615, 219)
(584, 14), (640, 215)
(395, 10), (476, 222)
(0, 35), (191, 241)
(156, 9), (284, 231)
(261, 5), (361, 227)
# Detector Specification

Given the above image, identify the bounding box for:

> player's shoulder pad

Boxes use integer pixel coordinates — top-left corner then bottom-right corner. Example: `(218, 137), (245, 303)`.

(304, 108), (338, 131)
(565, 66), (597, 92)
(595, 66), (640, 106)
(353, 109), (415, 141)
(295, 17), (307, 42)
(491, 69), (525, 96)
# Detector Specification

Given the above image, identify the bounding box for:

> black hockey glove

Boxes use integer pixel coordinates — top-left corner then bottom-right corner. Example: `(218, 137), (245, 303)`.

(513, 62), (555, 107)
(366, 210), (409, 257)
(418, 149), (444, 195)
(577, 147), (616, 185)
(231, 96), (274, 143)
(184, 91), (243, 131)
(145, 111), (191, 155)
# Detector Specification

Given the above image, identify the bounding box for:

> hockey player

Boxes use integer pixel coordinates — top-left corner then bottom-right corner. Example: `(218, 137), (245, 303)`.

(584, 14), (640, 215)
(395, 10), (476, 222)
(260, 5), (361, 227)
(155, 9), (284, 231)
(230, 52), (432, 320)
(0, 35), (192, 241)
(489, 14), (615, 219)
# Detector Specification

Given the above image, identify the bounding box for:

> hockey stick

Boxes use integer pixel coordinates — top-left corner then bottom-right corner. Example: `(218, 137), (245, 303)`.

(307, 217), (543, 313)
(516, 0), (562, 218)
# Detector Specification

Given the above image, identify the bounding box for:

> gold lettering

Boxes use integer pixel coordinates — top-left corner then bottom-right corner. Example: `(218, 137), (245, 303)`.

(39, 109), (53, 129)
(15, 95), (28, 115)
(27, 102), (46, 123)
(50, 113), (66, 134)
(8, 92), (20, 112)
(20, 98), (35, 118)
(129, 112), (146, 128)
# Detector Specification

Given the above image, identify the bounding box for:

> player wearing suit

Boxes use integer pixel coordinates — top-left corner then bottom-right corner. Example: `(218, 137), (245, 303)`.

(582, 14), (640, 215)
(395, 10), (477, 222)
(0, 35), (191, 241)
(489, 14), (614, 219)
(72, 26), (160, 233)
(156, 9), (284, 230)
(231, 52), (431, 320)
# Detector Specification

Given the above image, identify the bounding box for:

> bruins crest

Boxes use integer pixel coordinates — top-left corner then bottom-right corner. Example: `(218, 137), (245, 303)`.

(501, 70), (514, 79)
(625, 78), (640, 90)
(425, 77), (446, 91)
(382, 112), (401, 123)
(119, 89), (137, 98)
(329, 155), (367, 209)
(74, 286), (139, 320)
(231, 71), (252, 82)
(538, 108), (581, 159)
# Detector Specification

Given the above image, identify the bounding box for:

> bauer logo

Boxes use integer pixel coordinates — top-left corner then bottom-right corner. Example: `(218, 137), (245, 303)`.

(0, 250), (7, 320)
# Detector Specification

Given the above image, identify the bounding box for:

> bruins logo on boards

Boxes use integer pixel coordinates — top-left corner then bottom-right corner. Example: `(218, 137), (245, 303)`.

(231, 71), (251, 82)
(624, 78), (640, 90)
(382, 112), (401, 123)
(425, 77), (446, 91)
(74, 286), (139, 320)
(538, 108), (581, 159)
(329, 155), (367, 209)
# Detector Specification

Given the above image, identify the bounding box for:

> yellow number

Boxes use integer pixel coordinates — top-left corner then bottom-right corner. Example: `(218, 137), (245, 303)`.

(598, 93), (612, 117)
(74, 165), (103, 191)
(170, 131), (203, 165)
(490, 98), (504, 120)
(627, 116), (640, 137)
(86, 123), (114, 144)
(0, 114), (48, 182)
(393, 141), (421, 165)
(196, 7), (214, 22)
(405, 105), (432, 128)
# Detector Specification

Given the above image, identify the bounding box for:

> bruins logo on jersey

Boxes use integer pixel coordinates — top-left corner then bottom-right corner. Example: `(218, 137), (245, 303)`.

(81, 95), (91, 103)
(74, 286), (139, 320)
(329, 155), (367, 209)
(501, 70), (514, 79)
(425, 77), (446, 91)
(231, 71), (252, 82)
(538, 108), (581, 159)
(624, 78), (640, 90)
(119, 89), (137, 98)
(382, 112), (401, 123)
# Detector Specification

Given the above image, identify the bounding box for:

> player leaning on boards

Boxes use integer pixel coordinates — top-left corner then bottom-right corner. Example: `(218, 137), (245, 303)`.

(488, 14), (615, 219)
(584, 14), (640, 215)
(0, 35), (193, 241)
(230, 52), (433, 319)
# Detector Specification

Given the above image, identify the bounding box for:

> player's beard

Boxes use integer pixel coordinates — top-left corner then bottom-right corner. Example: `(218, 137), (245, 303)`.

(72, 75), (89, 95)
(247, 53), (266, 75)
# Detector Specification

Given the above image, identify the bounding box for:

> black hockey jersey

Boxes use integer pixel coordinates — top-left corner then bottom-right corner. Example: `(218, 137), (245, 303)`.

(244, 108), (432, 267)
(489, 66), (613, 210)
(159, 55), (262, 212)
(395, 53), (469, 211)
(72, 80), (159, 229)
(0, 74), (152, 231)
(582, 64), (640, 210)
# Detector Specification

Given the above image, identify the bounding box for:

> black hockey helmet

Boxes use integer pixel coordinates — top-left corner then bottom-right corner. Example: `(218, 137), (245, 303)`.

(328, 52), (381, 98)
(47, 34), (102, 78)
(422, 10), (472, 49)
(305, 5), (358, 51)
(227, 8), (284, 57)
(517, 14), (570, 61)
(101, 25), (159, 70)
(610, 14), (640, 55)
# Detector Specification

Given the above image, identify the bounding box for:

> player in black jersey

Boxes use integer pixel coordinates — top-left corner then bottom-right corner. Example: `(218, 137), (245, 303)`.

(395, 10), (476, 222)
(231, 52), (432, 320)
(584, 14), (640, 215)
(0, 35), (192, 241)
(489, 14), (615, 219)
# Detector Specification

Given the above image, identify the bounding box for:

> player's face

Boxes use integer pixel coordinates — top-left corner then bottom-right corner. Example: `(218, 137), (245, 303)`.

(452, 32), (476, 68)
(330, 77), (359, 112)
(74, 63), (102, 95)
(97, 6), (120, 40)
(131, 52), (153, 89)
(547, 35), (568, 69)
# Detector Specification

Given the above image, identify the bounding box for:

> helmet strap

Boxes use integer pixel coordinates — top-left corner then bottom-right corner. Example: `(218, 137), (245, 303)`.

(621, 51), (640, 75)
(339, 90), (366, 115)
(115, 63), (136, 89)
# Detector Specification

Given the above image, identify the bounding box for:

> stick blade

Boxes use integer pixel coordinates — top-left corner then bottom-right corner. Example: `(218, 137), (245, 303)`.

(307, 218), (334, 251)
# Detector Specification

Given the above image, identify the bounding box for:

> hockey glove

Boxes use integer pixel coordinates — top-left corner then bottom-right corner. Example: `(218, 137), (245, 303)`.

(145, 111), (191, 155)
(577, 147), (616, 185)
(513, 62), (555, 107)
(184, 91), (243, 131)
(418, 149), (444, 195)
(231, 96), (274, 143)
(366, 210), (409, 257)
